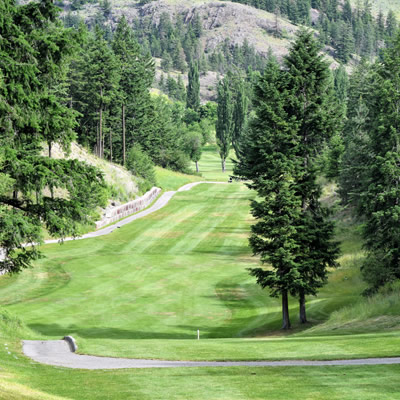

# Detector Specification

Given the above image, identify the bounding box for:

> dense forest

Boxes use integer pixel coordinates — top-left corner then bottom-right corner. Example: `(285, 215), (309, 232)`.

(227, 0), (398, 62)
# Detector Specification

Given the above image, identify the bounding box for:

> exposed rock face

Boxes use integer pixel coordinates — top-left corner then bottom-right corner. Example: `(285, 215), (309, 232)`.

(67, 0), (298, 58)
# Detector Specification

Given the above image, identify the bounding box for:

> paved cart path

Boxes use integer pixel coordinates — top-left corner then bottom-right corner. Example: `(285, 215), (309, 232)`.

(22, 340), (400, 370)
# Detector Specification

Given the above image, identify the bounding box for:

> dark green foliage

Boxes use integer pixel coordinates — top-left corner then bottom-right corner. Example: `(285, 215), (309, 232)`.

(216, 77), (233, 172)
(356, 33), (400, 292)
(338, 60), (373, 207)
(112, 16), (155, 165)
(126, 144), (156, 192)
(0, 0), (106, 274)
(186, 62), (200, 111)
(235, 31), (340, 328)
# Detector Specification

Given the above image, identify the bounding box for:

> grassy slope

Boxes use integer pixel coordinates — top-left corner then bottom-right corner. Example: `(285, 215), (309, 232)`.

(1, 146), (400, 399)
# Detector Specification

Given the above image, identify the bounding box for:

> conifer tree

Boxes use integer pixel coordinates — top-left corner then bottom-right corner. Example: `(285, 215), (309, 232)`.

(186, 62), (200, 112)
(359, 32), (400, 292)
(0, 0), (106, 274)
(112, 16), (154, 165)
(235, 31), (340, 328)
(234, 58), (300, 329)
(78, 26), (120, 158)
(216, 76), (233, 173)
(284, 30), (340, 323)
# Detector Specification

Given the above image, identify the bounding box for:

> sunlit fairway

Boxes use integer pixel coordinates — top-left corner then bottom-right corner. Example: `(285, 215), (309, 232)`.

(1, 145), (400, 399)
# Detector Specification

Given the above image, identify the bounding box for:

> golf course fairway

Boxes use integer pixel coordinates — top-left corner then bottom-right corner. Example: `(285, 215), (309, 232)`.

(0, 149), (400, 399)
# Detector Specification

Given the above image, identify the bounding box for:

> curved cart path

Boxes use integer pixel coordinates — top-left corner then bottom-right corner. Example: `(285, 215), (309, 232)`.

(22, 340), (400, 370)
(44, 181), (227, 244)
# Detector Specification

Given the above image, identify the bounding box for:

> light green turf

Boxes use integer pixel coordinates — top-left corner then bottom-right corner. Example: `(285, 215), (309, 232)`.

(193, 144), (236, 182)
(155, 166), (203, 190)
(1, 310), (400, 400)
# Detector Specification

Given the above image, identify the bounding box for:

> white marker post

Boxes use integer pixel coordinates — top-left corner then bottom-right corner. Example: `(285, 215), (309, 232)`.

(197, 330), (200, 340)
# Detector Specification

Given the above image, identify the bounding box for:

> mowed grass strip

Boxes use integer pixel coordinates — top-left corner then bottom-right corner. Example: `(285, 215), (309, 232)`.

(1, 183), (266, 341)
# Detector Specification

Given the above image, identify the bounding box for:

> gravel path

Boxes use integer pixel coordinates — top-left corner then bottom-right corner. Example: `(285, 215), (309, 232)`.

(22, 340), (400, 370)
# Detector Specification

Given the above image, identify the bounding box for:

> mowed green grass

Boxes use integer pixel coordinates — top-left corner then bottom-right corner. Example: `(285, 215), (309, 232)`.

(0, 182), (384, 361)
(1, 145), (400, 399)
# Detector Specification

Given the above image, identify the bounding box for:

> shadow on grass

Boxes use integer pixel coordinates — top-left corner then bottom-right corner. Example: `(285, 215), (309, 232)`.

(29, 323), (197, 339)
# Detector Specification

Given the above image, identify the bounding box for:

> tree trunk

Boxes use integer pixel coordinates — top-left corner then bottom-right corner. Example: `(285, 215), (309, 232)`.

(109, 129), (113, 162)
(99, 87), (103, 159)
(196, 161), (199, 173)
(299, 289), (307, 323)
(122, 103), (126, 166)
(222, 159), (226, 172)
(96, 124), (99, 157)
(282, 290), (291, 330)
(48, 142), (52, 158)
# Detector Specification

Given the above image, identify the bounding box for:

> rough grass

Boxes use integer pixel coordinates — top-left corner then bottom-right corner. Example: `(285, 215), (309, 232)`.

(155, 166), (203, 190)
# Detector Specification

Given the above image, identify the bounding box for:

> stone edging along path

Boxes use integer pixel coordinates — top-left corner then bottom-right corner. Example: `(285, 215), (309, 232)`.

(20, 181), (400, 369)
(22, 339), (400, 370)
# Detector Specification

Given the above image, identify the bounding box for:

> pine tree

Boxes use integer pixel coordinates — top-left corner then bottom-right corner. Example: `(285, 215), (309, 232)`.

(84, 26), (120, 158)
(186, 62), (200, 112)
(0, 0), (106, 274)
(284, 30), (341, 323)
(338, 59), (373, 207)
(235, 31), (340, 328)
(386, 10), (397, 39)
(112, 16), (154, 165)
(234, 58), (300, 329)
(216, 76), (233, 173)
(358, 32), (400, 292)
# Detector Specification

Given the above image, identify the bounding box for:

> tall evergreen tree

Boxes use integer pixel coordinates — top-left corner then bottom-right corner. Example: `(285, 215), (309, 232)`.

(186, 62), (200, 112)
(284, 30), (341, 322)
(235, 31), (340, 328)
(234, 58), (300, 329)
(112, 16), (154, 165)
(216, 76), (233, 173)
(74, 26), (120, 158)
(359, 32), (400, 292)
(0, 0), (106, 274)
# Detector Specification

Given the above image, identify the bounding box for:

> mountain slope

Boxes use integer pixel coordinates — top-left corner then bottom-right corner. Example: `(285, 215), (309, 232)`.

(64, 0), (298, 57)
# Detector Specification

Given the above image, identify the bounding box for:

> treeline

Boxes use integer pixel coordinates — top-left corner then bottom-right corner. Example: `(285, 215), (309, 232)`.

(0, 0), (217, 274)
(65, 18), (218, 191)
(333, 36), (400, 294)
(225, 0), (398, 63)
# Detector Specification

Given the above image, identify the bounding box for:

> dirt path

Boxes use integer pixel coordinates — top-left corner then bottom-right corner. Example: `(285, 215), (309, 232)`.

(22, 340), (400, 370)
